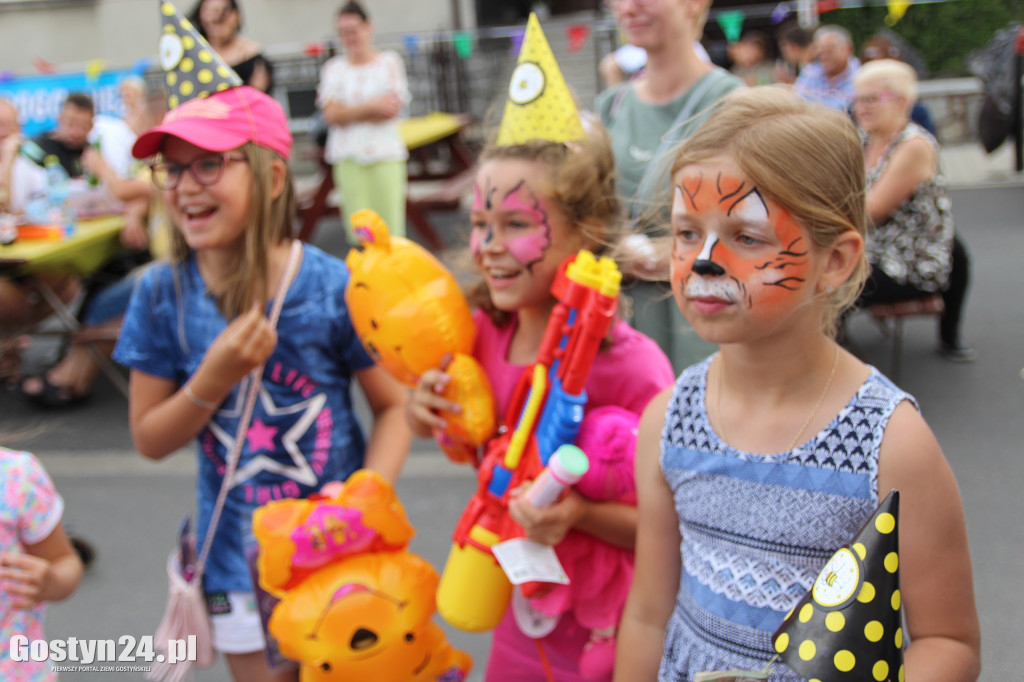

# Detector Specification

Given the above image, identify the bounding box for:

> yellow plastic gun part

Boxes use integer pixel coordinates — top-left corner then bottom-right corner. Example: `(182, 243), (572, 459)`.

(565, 250), (622, 299)
(503, 363), (548, 472)
(436, 525), (512, 633)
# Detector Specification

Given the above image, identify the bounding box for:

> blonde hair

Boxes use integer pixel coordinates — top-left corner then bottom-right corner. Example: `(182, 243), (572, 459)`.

(167, 142), (296, 318)
(670, 87), (868, 335)
(467, 128), (624, 326)
(853, 58), (918, 104)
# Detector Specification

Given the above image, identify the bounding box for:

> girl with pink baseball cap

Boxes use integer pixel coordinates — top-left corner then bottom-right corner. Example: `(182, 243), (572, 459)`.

(113, 13), (413, 679)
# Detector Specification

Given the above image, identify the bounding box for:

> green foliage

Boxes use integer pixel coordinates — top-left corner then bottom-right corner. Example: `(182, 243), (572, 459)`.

(824, 0), (1024, 77)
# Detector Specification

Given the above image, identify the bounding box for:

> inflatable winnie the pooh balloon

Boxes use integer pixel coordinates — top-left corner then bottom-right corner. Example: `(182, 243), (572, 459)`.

(345, 209), (496, 464)
(253, 470), (472, 682)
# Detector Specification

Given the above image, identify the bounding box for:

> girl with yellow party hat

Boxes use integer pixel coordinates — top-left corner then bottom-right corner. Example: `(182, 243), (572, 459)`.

(407, 13), (674, 682)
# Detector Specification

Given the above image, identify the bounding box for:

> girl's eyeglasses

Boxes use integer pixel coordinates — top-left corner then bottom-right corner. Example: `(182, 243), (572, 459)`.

(150, 153), (248, 190)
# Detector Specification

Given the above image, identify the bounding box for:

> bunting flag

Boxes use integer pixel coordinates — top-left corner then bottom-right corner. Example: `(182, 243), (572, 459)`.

(403, 34), (419, 59)
(566, 24), (590, 54)
(303, 42), (327, 58)
(771, 2), (792, 24)
(85, 59), (106, 84)
(716, 10), (745, 43)
(157, 0), (242, 108)
(132, 56), (155, 76)
(496, 13), (585, 147)
(509, 27), (526, 56)
(453, 31), (474, 59)
(32, 57), (56, 74)
(885, 0), (911, 26)
(771, 491), (904, 682)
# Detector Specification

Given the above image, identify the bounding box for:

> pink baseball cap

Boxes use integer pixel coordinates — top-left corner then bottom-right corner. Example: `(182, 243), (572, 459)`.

(132, 86), (292, 161)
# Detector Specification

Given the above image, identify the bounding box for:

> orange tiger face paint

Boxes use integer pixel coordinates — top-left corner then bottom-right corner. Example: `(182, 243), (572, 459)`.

(670, 163), (813, 336)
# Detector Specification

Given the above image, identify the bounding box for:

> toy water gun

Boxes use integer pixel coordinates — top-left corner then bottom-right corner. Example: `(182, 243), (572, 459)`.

(436, 250), (621, 633)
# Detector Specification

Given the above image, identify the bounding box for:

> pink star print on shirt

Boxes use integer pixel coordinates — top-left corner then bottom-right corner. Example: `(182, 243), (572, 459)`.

(246, 419), (279, 453)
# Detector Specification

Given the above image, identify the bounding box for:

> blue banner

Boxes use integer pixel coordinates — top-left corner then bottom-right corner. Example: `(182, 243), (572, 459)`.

(0, 69), (136, 138)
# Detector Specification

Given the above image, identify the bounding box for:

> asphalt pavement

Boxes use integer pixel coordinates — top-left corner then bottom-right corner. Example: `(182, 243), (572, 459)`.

(0, 154), (1021, 680)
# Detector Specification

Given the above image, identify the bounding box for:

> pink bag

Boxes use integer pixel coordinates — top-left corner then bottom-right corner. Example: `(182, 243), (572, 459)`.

(147, 552), (217, 682)
(147, 242), (302, 681)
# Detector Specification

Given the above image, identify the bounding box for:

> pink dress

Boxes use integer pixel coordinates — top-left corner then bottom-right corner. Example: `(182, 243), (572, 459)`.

(473, 312), (674, 682)
(0, 448), (65, 682)
(530, 405), (640, 632)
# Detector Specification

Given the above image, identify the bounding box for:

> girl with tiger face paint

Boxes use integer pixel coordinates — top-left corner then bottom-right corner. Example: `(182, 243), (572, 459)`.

(617, 88), (980, 682)
(669, 158), (819, 344)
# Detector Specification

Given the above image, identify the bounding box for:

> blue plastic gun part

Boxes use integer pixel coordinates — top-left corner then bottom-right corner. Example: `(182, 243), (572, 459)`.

(535, 378), (587, 466)
(487, 464), (514, 498)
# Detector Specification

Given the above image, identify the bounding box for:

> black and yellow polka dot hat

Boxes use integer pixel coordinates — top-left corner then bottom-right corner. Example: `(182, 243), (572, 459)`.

(496, 13), (585, 147)
(157, 0), (242, 109)
(772, 490), (904, 682)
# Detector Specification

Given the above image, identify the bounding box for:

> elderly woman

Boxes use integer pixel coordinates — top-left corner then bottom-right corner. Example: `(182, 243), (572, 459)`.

(853, 59), (975, 362)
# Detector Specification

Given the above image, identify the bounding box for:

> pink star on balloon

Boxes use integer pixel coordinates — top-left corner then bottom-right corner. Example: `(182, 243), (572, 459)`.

(247, 419), (278, 453)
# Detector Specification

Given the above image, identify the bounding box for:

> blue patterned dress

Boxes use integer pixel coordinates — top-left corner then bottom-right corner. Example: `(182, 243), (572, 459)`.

(658, 357), (913, 681)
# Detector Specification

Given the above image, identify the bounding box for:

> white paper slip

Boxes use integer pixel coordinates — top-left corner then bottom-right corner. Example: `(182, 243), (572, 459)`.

(492, 538), (570, 585)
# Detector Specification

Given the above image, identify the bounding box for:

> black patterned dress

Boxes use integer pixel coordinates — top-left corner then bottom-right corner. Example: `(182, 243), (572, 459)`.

(864, 123), (954, 293)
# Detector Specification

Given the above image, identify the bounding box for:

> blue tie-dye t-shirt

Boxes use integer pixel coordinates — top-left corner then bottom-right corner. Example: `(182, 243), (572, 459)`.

(114, 243), (374, 593)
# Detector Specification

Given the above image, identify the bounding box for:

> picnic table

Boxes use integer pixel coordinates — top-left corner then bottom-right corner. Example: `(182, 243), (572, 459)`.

(296, 112), (476, 248)
(1, 214), (129, 397)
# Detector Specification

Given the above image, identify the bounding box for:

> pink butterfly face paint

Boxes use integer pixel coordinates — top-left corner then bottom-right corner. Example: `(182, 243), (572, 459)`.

(499, 180), (552, 268)
(470, 173), (552, 270)
(470, 180), (492, 259)
(469, 158), (583, 314)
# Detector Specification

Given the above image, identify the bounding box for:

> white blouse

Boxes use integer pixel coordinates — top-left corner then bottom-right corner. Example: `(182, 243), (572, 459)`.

(317, 50), (411, 165)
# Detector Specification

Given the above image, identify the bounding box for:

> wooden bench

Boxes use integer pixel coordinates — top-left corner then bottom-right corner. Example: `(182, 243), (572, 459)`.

(404, 167), (476, 248)
(868, 294), (945, 382)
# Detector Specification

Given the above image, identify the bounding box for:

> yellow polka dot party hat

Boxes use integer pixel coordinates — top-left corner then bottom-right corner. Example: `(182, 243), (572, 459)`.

(496, 12), (586, 147)
(157, 0), (242, 109)
(772, 490), (904, 682)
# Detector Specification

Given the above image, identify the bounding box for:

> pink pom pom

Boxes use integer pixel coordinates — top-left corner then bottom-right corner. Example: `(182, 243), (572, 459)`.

(574, 406), (640, 503)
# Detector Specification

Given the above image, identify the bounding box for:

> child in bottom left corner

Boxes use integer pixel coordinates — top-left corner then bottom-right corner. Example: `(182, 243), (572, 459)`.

(112, 85), (411, 682)
(0, 444), (84, 682)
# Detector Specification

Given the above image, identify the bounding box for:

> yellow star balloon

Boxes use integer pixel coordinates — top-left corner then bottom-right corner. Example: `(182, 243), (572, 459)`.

(157, 0), (242, 109)
(496, 13), (585, 147)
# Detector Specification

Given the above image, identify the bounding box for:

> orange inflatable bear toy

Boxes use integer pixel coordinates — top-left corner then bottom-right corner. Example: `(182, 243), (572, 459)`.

(345, 209), (496, 463)
(253, 470), (472, 682)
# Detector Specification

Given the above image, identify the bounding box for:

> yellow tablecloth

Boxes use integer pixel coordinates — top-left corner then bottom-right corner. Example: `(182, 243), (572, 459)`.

(0, 215), (125, 276)
(400, 113), (465, 151)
